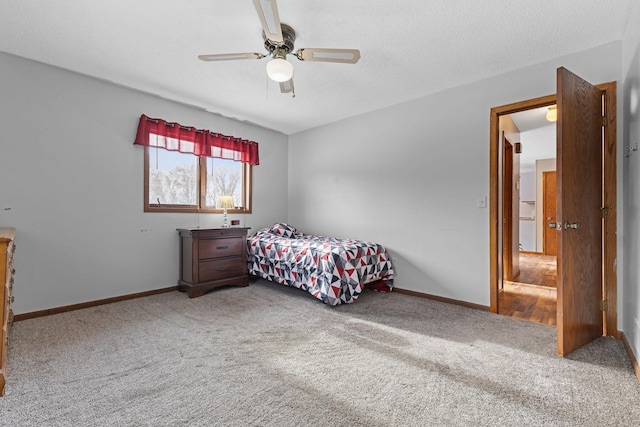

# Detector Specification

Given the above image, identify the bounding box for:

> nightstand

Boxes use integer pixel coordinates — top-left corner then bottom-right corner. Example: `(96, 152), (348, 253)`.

(177, 227), (250, 298)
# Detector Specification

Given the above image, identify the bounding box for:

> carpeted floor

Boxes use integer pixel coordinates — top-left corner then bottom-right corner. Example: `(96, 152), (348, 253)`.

(1, 279), (639, 426)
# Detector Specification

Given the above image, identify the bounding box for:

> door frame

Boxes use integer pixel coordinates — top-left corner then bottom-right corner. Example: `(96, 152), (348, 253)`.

(489, 82), (618, 338)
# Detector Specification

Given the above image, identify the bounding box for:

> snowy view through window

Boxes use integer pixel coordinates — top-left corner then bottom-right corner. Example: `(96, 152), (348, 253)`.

(148, 148), (242, 208)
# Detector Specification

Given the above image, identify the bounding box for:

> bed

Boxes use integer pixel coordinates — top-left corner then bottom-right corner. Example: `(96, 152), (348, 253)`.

(247, 223), (394, 305)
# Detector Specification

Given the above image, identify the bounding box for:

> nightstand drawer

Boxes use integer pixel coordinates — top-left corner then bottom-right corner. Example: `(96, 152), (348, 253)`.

(199, 256), (246, 282)
(198, 237), (244, 260)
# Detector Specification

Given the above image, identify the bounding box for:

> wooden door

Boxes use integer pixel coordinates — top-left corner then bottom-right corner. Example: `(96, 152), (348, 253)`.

(543, 171), (557, 256)
(503, 141), (514, 281)
(556, 67), (603, 356)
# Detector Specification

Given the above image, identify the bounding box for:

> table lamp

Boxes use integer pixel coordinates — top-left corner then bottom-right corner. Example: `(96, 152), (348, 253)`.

(217, 195), (235, 228)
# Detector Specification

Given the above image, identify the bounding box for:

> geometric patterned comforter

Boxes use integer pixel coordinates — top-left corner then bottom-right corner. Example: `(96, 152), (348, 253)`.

(247, 223), (394, 306)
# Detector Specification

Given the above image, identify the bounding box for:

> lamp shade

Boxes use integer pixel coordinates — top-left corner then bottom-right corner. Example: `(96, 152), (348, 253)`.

(546, 106), (557, 122)
(217, 195), (235, 209)
(266, 58), (293, 82)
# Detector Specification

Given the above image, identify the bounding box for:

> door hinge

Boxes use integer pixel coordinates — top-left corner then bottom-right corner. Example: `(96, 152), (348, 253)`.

(600, 206), (608, 218)
(600, 299), (608, 311)
(602, 116), (607, 127)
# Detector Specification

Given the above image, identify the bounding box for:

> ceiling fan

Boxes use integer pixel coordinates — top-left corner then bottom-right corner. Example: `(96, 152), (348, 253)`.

(198, 0), (361, 95)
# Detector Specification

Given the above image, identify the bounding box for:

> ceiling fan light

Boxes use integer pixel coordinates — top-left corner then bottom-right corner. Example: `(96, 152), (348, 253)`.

(546, 105), (557, 122)
(266, 58), (293, 82)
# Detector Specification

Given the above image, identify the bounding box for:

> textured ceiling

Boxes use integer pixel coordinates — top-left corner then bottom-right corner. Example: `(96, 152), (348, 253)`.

(0, 0), (633, 135)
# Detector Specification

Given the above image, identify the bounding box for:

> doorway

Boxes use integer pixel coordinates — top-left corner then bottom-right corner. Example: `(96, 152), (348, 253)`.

(489, 79), (619, 352)
(500, 109), (558, 326)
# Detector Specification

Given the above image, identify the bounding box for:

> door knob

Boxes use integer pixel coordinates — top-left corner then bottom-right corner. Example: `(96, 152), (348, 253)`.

(564, 221), (580, 230)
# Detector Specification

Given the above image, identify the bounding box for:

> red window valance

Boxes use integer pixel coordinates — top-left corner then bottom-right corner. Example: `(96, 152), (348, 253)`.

(134, 114), (259, 165)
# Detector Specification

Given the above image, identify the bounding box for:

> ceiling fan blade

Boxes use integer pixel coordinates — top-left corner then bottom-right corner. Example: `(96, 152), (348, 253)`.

(279, 78), (294, 94)
(198, 52), (266, 61)
(252, 0), (283, 43)
(294, 48), (361, 64)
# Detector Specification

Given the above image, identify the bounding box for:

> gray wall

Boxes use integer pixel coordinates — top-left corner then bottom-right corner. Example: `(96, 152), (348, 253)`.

(622, 1), (640, 364)
(0, 52), (289, 314)
(288, 42), (623, 308)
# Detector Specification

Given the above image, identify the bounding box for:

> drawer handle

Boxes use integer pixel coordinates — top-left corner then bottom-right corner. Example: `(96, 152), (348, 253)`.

(216, 266), (229, 271)
(216, 245), (229, 250)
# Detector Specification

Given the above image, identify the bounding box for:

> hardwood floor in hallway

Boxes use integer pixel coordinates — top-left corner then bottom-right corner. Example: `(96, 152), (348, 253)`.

(514, 253), (556, 288)
(499, 252), (557, 326)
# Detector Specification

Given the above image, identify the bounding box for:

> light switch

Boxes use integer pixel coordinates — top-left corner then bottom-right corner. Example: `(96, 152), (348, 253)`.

(477, 196), (487, 208)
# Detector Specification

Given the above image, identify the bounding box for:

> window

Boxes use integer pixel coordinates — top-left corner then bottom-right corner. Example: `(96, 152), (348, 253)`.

(144, 146), (252, 213)
(134, 114), (257, 213)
